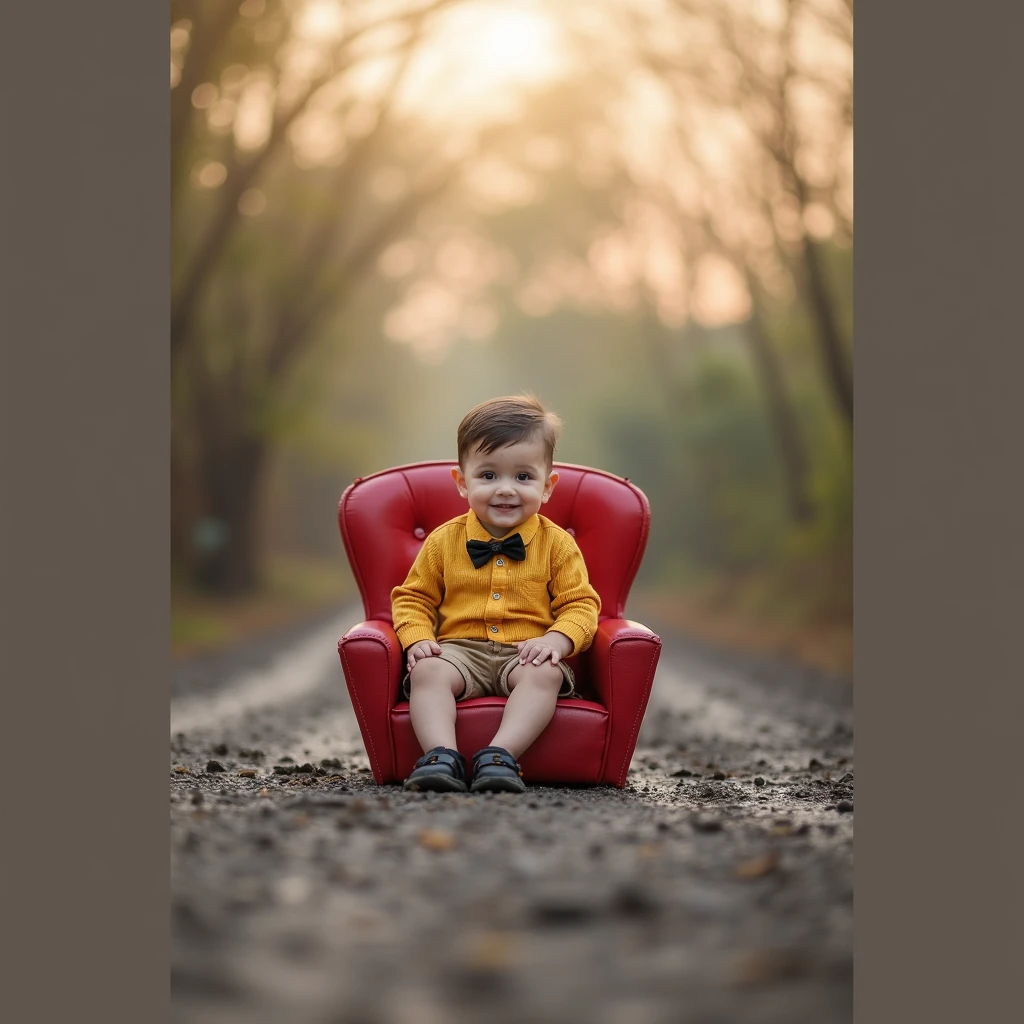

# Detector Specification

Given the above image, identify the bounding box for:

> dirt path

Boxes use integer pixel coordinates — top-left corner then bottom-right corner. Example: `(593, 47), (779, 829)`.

(171, 607), (853, 1024)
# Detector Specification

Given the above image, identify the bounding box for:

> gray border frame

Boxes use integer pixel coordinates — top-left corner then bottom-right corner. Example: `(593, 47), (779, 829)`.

(855, 2), (1023, 1019)
(2, 1), (1022, 1021)
(3, 3), (169, 1019)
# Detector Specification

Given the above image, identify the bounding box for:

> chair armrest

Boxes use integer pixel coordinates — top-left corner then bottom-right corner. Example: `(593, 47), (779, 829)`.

(337, 620), (404, 784)
(583, 618), (662, 787)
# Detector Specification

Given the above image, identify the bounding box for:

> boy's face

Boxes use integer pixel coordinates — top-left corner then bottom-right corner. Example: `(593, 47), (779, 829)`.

(452, 437), (559, 539)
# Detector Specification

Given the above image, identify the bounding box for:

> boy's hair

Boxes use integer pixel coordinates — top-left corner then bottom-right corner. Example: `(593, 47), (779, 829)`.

(457, 394), (563, 469)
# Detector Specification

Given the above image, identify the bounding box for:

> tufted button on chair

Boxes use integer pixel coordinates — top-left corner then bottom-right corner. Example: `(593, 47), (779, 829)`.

(336, 461), (662, 787)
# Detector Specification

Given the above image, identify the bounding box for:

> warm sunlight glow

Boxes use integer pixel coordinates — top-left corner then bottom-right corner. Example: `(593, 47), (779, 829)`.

(191, 83), (217, 109)
(397, 0), (568, 122)
(379, 241), (420, 278)
(295, 0), (346, 42)
(192, 161), (228, 190)
(692, 255), (751, 327)
(238, 188), (267, 216)
(234, 72), (275, 151)
(803, 202), (836, 240)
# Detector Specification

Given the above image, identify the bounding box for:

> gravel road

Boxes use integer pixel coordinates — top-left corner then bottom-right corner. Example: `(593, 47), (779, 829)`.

(171, 605), (853, 1024)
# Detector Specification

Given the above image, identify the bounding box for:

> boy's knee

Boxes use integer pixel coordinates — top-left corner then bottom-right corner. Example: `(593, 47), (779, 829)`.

(409, 657), (447, 684)
(507, 661), (563, 691)
(409, 656), (464, 696)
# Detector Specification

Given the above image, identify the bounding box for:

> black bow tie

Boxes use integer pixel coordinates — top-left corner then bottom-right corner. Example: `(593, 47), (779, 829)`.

(466, 533), (527, 568)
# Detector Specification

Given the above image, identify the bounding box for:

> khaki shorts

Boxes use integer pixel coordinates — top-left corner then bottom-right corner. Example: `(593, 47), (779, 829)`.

(402, 637), (576, 702)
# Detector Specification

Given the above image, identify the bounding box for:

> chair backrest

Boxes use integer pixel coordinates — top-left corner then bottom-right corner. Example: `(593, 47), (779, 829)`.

(339, 461), (651, 623)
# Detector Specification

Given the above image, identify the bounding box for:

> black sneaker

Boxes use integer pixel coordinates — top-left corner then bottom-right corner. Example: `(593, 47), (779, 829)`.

(470, 746), (526, 794)
(403, 746), (468, 793)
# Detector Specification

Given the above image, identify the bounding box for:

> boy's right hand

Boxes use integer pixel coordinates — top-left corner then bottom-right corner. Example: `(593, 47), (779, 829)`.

(406, 639), (442, 673)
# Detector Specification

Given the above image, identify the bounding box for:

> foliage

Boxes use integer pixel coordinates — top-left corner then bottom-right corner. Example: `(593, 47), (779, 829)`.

(170, 0), (852, 660)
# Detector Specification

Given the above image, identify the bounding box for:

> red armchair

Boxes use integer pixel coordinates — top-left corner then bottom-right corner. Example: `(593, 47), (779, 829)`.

(336, 461), (662, 787)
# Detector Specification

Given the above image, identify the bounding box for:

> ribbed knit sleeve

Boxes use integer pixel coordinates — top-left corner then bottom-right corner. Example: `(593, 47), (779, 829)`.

(390, 533), (445, 650)
(547, 532), (601, 656)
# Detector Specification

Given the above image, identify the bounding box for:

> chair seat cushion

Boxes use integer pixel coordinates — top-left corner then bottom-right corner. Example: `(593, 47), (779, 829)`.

(390, 697), (609, 785)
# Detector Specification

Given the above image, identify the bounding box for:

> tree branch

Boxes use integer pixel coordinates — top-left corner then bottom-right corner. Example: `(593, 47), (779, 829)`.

(170, 2), (243, 204)
(171, 0), (464, 364)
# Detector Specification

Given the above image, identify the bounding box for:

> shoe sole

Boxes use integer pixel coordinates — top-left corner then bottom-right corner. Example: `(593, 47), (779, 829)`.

(470, 776), (527, 794)
(403, 773), (468, 793)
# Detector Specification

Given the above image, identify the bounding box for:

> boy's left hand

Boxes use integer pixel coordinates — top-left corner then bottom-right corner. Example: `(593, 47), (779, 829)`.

(517, 630), (573, 666)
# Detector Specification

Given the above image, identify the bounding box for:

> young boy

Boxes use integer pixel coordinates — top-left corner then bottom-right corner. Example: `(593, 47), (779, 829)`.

(391, 394), (601, 794)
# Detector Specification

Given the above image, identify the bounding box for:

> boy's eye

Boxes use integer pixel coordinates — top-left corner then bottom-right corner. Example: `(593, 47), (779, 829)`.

(482, 471), (495, 480)
(517, 473), (531, 481)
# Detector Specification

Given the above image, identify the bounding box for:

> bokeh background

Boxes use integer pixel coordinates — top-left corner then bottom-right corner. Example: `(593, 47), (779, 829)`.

(171, 0), (852, 675)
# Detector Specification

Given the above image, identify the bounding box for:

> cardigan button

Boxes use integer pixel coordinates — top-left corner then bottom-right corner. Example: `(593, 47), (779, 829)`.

(490, 626), (499, 633)
(495, 558), (504, 566)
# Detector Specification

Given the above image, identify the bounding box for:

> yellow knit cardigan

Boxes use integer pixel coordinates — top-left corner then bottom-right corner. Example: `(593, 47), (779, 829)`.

(391, 509), (601, 656)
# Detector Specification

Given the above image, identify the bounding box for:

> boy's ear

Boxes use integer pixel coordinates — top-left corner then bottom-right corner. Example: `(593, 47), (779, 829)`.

(541, 469), (559, 503)
(451, 465), (468, 497)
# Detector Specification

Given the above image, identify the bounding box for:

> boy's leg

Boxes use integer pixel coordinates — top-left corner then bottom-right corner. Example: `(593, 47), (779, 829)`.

(487, 661), (563, 759)
(408, 656), (466, 753)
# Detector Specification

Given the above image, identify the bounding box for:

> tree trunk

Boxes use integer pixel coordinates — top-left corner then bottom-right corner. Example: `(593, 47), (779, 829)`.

(742, 293), (815, 525)
(193, 433), (268, 596)
(170, 3), (240, 206)
(799, 237), (853, 428)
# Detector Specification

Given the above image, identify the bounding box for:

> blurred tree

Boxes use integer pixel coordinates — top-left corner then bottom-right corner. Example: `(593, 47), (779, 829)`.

(368, 41), (849, 571)
(172, 0), (475, 593)
(626, 0), (853, 429)
(171, 0), (853, 629)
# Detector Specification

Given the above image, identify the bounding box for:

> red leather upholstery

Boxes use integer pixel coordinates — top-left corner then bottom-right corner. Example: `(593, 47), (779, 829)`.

(337, 461), (661, 787)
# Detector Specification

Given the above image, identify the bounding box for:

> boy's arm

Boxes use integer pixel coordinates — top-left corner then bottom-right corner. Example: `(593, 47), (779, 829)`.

(390, 534), (445, 650)
(546, 533), (602, 656)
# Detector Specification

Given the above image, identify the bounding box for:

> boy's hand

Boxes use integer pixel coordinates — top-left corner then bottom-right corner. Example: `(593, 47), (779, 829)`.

(517, 631), (573, 667)
(406, 639), (441, 673)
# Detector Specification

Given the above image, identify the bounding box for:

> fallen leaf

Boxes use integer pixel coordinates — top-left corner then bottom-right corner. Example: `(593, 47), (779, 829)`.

(735, 851), (781, 879)
(237, 769), (258, 778)
(771, 822), (809, 837)
(733, 948), (811, 985)
(173, 766), (189, 774)
(418, 828), (456, 851)
(467, 930), (519, 970)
